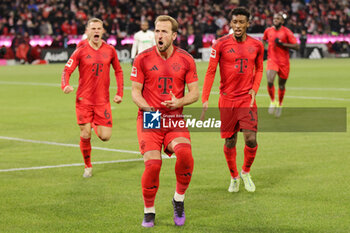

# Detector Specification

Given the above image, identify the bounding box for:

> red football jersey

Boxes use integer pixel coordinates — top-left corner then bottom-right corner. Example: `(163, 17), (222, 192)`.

(263, 26), (297, 64)
(130, 46), (198, 116)
(77, 39), (88, 48)
(61, 41), (123, 105)
(202, 34), (264, 102)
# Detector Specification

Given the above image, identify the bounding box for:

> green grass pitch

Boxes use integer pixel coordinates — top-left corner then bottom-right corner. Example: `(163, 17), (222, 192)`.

(0, 59), (349, 232)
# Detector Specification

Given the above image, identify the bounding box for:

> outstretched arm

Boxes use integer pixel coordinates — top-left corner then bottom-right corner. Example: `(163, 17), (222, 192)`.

(111, 49), (124, 103)
(201, 47), (219, 119)
(61, 51), (79, 94)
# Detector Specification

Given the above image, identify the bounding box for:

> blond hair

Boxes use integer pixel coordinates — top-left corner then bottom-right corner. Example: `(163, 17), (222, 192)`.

(155, 15), (178, 33)
(87, 18), (104, 28)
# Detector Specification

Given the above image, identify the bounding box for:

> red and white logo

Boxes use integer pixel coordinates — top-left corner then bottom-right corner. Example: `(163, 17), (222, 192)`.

(66, 58), (73, 67)
(131, 66), (137, 77)
(210, 48), (216, 58)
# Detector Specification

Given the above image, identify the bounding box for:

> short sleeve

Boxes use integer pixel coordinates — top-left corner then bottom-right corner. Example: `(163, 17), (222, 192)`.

(185, 57), (198, 84)
(262, 29), (268, 41)
(130, 55), (144, 84)
(286, 28), (297, 44)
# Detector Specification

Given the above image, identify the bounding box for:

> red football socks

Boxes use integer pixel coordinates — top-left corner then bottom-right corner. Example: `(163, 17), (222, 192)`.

(142, 159), (162, 208)
(278, 88), (285, 106)
(80, 137), (92, 168)
(174, 143), (194, 195)
(242, 145), (258, 173)
(224, 145), (238, 178)
(267, 85), (275, 101)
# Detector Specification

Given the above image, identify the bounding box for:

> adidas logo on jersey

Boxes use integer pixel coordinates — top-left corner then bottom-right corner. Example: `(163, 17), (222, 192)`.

(150, 65), (158, 71)
(227, 48), (236, 53)
(86, 55), (92, 59)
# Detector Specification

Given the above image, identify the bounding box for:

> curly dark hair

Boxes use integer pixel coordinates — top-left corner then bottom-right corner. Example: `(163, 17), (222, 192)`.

(230, 7), (251, 21)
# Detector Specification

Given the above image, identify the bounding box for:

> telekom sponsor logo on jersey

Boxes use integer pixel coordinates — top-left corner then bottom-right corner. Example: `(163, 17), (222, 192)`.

(131, 66), (137, 77)
(210, 48), (217, 58)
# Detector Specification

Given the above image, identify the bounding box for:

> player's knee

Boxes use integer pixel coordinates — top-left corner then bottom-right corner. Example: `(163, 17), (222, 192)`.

(98, 130), (112, 141)
(279, 84), (285, 90)
(267, 82), (274, 88)
(144, 159), (162, 170)
(245, 138), (257, 148)
(80, 131), (91, 139)
(174, 143), (193, 165)
(225, 138), (236, 148)
(99, 135), (111, 142)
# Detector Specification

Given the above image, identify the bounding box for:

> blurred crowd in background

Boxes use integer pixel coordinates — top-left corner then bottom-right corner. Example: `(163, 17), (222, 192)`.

(0, 0), (349, 61)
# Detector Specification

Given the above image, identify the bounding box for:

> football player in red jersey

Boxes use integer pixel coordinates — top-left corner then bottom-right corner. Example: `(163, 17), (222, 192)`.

(61, 18), (124, 178)
(131, 15), (199, 227)
(202, 7), (264, 193)
(263, 13), (299, 117)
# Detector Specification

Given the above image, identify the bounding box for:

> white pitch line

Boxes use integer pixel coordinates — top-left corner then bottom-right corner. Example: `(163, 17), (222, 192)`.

(0, 136), (173, 172)
(0, 81), (60, 87)
(0, 136), (140, 154)
(0, 159), (142, 172)
(287, 87), (350, 92)
(259, 94), (350, 102)
(0, 155), (173, 173)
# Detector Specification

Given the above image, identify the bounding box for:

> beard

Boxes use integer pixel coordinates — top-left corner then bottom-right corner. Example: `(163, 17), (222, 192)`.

(274, 23), (282, 29)
(157, 40), (171, 52)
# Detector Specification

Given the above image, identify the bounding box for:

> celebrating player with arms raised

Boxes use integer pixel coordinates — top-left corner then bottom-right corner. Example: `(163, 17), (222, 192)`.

(202, 7), (264, 193)
(61, 18), (124, 178)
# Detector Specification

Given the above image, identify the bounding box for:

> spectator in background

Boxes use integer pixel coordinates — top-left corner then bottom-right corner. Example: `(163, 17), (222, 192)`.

(332, 41), (342, 53)
(250, 16), (265, 33)
(328, 11), (341, 35)
(26, 17), (35, 35)
(215, 14), (228, 31)
(299, 28), (307, 58)
(61, 19), (71, 35)
(70, 19), (78, 35)
(179, 28), (188, 51)
(39, 20), (52, 36)
(50, 35), (62, 48)
(189, 27), (203, 59)
(11, 34), (22, 56)
(0, 46), (6, 58)
(130, 20), (155, 65)
(0, 0), (349, 51)
(15, 34), (31, 64)
(52, 22), (62, 36)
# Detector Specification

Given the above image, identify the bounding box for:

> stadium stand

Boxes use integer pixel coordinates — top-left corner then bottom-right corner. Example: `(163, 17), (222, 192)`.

(0, 0), (349, 61)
